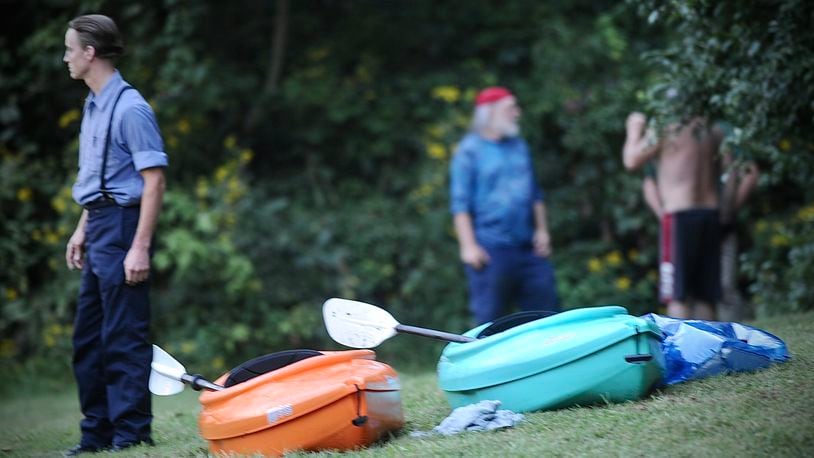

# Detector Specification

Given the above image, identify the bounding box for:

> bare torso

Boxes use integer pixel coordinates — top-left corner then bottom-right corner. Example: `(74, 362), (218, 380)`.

(656, 118), (721, 213)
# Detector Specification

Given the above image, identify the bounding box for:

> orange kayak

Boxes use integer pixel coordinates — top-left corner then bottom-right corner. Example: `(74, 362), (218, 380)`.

(199, 349), (404, 456)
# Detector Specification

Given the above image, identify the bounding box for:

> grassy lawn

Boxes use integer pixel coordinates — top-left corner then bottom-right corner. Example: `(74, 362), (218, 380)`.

(1, 312), (812, 457)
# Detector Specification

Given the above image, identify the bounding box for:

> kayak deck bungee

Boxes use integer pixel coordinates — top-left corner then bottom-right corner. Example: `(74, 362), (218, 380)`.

(199, 349), (404, 456)
(438, 306), (665, 412)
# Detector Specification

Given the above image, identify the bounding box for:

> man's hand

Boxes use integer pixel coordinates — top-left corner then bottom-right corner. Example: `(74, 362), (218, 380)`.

(626, 112), (647, 134)
(460, 242), (490, 270)
(533, 228), (552, 257)
(123, 246), (151, 285)
(66, 230), (86, 270)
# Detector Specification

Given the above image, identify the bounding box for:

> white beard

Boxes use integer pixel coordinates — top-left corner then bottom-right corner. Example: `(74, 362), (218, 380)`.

(499, 121), (520, 138)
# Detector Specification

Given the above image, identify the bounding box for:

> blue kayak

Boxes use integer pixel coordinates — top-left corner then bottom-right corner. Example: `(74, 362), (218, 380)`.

(437, 306), (665, 412)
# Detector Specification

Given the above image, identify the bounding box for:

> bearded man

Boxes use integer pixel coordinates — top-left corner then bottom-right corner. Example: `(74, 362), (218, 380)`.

(449, 87), (559, 325)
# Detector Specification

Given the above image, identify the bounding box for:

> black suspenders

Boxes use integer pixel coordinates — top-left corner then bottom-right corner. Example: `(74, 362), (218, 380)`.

(100, 85), (133, 200)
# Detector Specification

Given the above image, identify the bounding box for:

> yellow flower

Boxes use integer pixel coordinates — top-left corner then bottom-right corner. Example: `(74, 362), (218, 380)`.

(52, 196), (67, 214)
(196, 178), (210, 199)
(627, 249), (640, 261)
(180, 340), (197, 355)
(605, 250), (623, 266)
(0, 339), (16, 358)
(58, 109), (81, 129)
(431, 86), (461, 103)
(5, 288), (18, 301)
(796, 204), (814, 222)
(42, 323), (64, 349)
(226, 177), (246, 203)
(770, 234), (790, 247)
(177, 118), (191, 135)
(44, 334), (56, 348)
(17, 187), (33, 202)
(223, 135), (237, 150)
(427, 125), (445, 139)
(778, 139), (791, 151)
(412, 183), (433, 198)
(45, 231), (60, 245)
(214, 165), (230, 183)
(240, 148), (254, 164)
(615, 277), (631, 291)
(587, 257), (603, 273)
(426, 143), (447, 160)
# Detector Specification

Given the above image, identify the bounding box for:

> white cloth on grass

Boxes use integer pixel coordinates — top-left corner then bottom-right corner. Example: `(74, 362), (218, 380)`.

(411, 400), (524, 437)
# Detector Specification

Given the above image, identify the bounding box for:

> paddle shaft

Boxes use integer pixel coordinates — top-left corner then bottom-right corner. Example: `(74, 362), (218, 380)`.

(395, 324), (476, 343)
(180, 373), (225, 391)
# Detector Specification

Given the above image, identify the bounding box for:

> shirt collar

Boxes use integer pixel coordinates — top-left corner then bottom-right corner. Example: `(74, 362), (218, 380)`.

(86, 70), (124, 112)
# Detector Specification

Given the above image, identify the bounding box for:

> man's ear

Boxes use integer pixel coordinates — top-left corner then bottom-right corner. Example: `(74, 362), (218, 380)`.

(83, 45), (96, 60)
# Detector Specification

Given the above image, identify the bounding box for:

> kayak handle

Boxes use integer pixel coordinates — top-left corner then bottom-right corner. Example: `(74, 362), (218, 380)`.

(624, 354), (653, 363)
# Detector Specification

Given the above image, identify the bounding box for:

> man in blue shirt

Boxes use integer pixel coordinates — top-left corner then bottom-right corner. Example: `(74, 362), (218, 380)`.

(62, 14), (168, 455)
(450, 87), (559, 325)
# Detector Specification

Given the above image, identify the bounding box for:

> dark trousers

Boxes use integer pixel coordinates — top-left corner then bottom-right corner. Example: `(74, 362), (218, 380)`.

(73, 205), (152, 448)
(464, 244), (559, 325)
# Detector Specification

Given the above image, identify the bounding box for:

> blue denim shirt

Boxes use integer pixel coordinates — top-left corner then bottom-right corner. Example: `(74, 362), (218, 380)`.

(72, 71), (168, 206)
(449, 133), (544, 247)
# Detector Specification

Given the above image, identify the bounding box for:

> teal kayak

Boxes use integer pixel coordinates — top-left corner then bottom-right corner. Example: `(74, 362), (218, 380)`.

(437, 306), (665, 412)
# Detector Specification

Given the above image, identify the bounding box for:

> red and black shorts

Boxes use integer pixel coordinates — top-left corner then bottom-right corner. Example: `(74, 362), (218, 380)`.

(659, 208), (721, 304)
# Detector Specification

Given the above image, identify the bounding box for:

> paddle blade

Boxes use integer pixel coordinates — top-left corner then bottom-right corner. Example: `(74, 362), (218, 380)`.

(149, 344), (187, 396)
(323, 298), (400, 348)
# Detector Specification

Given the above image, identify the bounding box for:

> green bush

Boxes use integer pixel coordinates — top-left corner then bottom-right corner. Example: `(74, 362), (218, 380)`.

(556, 240), (660, 316)
(3, 1), (811, 376)
(742, 202), (814, 316)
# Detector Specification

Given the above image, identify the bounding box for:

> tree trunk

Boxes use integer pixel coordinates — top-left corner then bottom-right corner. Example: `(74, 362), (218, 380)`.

(717, 169), (752, 321)
(718, 231), (751, 321)
(243, 0), (290, 135)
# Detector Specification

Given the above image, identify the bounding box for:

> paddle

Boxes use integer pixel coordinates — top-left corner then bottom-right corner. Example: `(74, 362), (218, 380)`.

(322, 298), (476, 348)
(149, 344), (224, 395)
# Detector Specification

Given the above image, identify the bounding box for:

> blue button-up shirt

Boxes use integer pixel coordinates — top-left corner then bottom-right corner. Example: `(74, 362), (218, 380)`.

(449, 133), (544, 247)
(72, 71), (168, 206)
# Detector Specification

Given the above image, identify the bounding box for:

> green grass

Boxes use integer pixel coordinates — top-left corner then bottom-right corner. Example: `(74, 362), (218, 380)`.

(2, 312), (813, 457)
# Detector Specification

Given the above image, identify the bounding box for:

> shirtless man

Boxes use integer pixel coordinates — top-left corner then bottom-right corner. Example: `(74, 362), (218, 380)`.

(623, 112), (722, 319)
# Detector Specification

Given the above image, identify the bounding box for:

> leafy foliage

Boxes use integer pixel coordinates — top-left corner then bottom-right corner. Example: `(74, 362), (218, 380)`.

(0, 0), (809, 372)
(638, 0), (814, 187)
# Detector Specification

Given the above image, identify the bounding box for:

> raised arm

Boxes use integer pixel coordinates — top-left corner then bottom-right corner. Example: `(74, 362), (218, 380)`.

(623, 112), (660, 171)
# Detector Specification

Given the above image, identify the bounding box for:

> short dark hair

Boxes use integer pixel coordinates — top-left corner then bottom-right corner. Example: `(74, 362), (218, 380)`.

(68, 14), (124, 61)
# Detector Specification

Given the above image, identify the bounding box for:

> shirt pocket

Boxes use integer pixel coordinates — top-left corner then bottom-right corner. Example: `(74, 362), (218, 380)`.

(79, 125), (106, 174)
